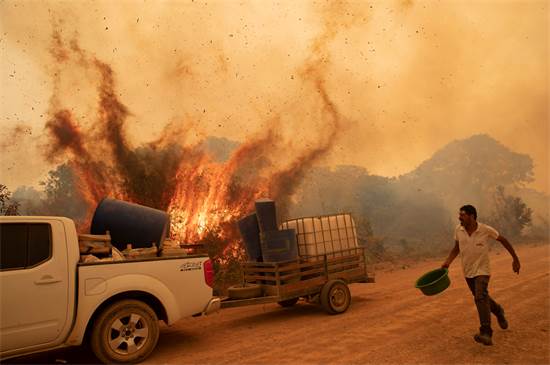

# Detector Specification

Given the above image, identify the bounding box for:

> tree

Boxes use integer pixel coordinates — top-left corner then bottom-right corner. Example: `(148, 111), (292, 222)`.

(289, 165), (452, 257)
(489, 186), (532, 239)
(40, 164), (88, 221)
(0, 184), (20, 216)
(12, 186), (44, 215)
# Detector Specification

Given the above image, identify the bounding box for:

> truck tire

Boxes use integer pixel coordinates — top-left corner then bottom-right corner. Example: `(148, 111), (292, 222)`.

(278, 297), (299, 307)
(320, 279), (351, 315)
(91, 299), (160, 364)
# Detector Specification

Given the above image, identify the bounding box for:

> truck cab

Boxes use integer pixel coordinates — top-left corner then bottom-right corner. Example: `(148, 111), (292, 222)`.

(0, 216), (220, 363)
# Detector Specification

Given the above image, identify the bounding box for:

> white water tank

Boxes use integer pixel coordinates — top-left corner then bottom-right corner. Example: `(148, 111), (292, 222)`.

(280, 213), (359, 259)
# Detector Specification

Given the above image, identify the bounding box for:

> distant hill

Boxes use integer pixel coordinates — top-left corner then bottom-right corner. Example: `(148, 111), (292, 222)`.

(399, 134), (536, 217)
(289, 134), (547, 253)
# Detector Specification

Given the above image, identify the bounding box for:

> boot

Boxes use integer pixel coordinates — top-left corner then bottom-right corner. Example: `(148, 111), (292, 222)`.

(496, 308), (509, 330)
(473, 333), (493, 346)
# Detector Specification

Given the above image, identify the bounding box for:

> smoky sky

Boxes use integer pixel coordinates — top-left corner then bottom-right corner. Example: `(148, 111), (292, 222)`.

(1, 0), (548, 193)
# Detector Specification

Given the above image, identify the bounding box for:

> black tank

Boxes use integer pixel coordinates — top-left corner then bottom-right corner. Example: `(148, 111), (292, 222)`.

(237, 213), (262, 262)
(254, 198), (278, 232)
(90, 198), (170, 251)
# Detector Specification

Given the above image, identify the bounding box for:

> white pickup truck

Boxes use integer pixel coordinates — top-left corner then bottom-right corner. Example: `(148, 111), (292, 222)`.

(0, 216), (220, 363)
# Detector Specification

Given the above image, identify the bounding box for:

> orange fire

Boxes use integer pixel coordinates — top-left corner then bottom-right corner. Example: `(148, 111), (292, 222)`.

(165, 135), (273, 244)
(167, 169), (260, 244)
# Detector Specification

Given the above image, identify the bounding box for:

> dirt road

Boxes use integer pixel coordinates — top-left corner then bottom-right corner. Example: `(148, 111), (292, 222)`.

(8, 243), (549, 364)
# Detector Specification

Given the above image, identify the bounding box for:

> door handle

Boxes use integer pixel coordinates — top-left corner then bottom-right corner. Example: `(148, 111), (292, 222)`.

(34, 275), (62, 285)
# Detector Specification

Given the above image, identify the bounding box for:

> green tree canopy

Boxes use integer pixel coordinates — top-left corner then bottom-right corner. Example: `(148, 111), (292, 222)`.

(0, 184), (19, 216)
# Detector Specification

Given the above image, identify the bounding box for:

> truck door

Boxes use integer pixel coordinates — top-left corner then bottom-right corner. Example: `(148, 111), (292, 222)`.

(0, 221), (69, 352)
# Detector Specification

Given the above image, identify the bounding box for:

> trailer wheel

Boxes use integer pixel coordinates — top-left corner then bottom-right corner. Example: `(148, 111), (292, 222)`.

(278, 297), (299, 307)
(320, 279), (351, 314)
(91, 299), (159, 364)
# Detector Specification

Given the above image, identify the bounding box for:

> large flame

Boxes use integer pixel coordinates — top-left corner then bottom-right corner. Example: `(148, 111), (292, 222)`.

(166, 156), (266, 243)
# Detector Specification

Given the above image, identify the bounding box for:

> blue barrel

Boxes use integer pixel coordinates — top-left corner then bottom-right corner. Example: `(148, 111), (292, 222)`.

(260, 229), (298, 262)
(255, 198), (278, 232)
(237, 213), (262, 262)
(90, 198), (170, 251)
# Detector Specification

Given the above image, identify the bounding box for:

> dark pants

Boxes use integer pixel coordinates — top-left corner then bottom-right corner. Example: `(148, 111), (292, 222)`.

(465, 275), (504, 336)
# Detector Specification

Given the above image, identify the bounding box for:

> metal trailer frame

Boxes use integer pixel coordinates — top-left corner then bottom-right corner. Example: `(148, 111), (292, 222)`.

(220, 246), (375, 312)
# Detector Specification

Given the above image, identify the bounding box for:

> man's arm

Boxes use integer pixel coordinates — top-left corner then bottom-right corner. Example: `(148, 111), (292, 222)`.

(496, 235), (521, 274)
(442, 240), (460, 268)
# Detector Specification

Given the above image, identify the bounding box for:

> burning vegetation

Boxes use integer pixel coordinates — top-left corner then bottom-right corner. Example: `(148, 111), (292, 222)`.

(43, 16), (346, 255)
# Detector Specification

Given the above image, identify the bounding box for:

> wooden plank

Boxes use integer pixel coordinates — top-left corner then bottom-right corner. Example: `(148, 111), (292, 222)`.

(274, 261), (298, 272)
(220, 296), (279, 308)
(243, 254), (364, 273)
(243, 258), (300, 268)
(278, 273), (301, 282)
(297, 266), (327, 278)
(245, 272), (304, 284)
(277, 266), (337, 281)
(243, 261), (325, 274)
(245, 263), (366, 282)
(277, 260), (326, 271)
(243, 266), (278, 273)
(243, 261), (275, 267)
(244, 275), (278, 282)
(326, 256), (362, 268)
(246, 258), (330, 270)
(325, 254), (363, 265)
(328, 268), (361, 279)
(328, 263), (366, 272)
(245, 261), (322, 273)
(327, 261), (363, 273)
(278, 286), (323, 301)
(259, 274), (325, 291)
(327, 269), (366, 280)
(277, 277), (326, 296)
(278, 276), (326, 291)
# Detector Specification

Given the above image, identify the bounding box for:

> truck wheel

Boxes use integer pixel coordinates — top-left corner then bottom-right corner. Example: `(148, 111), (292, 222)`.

(278, 297), (299, 307)
(320, 279), (351, 315)
(91, 299), (159, 364)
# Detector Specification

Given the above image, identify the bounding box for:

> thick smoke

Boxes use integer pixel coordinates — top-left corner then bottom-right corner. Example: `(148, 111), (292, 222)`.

(41, 3), (355, 240)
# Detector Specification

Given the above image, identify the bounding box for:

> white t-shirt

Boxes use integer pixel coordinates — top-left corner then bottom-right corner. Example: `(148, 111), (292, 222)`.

(454, 222), (499, 278)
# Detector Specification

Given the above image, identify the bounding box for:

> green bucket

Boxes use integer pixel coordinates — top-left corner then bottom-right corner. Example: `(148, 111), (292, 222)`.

(415, 268), (450, 296)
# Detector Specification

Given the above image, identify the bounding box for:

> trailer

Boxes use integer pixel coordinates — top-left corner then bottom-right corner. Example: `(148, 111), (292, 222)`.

(220, 246), (375, 314)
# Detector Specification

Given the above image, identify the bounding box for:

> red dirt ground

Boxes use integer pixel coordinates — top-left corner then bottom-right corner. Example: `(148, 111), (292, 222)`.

(8, 243), (550, 364)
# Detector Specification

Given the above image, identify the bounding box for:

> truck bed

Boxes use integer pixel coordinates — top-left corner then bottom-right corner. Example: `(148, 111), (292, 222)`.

(76, 254), (212, 324)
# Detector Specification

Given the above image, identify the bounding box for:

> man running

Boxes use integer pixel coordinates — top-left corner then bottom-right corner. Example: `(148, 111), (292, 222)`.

(442, 204), (521, 345)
